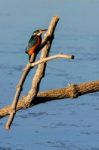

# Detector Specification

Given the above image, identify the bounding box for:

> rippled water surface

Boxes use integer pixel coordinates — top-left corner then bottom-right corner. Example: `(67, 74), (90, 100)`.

(0, 0), (99, 149)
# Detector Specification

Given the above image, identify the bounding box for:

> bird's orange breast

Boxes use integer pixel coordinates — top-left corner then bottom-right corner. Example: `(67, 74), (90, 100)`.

(28, 36), (41, 56)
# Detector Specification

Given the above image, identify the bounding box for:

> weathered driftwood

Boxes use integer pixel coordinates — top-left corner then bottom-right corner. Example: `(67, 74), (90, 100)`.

(5, 16), (60, 129)
(0, 80), (99, 118)
(1, 16), (98, 130)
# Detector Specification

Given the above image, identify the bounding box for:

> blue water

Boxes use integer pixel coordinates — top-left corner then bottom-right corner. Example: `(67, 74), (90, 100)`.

(0, 0), (99, 149)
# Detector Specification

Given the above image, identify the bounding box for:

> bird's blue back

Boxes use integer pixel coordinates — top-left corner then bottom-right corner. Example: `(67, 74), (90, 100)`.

(26, 35), (38, 50)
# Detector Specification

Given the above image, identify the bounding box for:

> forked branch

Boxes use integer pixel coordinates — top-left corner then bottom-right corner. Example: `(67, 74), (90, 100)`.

(5, 16), (60, 129)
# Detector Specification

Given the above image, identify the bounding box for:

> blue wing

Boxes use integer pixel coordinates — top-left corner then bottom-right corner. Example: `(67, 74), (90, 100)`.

(25, 35), (37, 53)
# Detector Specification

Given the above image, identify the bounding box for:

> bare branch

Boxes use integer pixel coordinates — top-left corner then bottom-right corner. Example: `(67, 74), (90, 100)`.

(0, 80), (99, 119)
(5, 56), (34, 130)
(30, 54), (74, 68)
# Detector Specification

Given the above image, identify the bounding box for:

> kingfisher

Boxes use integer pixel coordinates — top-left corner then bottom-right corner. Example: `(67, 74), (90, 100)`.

(25, 29), (47, 62)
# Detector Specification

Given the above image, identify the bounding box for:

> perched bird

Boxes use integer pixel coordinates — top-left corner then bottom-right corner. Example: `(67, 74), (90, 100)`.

(25, 29), (47, 62)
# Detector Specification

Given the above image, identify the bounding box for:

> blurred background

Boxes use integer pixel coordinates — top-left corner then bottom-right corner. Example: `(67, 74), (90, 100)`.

(0, 0), (99, 149)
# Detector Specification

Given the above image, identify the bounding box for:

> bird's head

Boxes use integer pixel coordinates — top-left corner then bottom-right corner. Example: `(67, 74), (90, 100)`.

(33, 29), (47, 36)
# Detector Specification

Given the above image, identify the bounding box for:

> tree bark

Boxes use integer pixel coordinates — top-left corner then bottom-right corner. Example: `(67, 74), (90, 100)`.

(0, 80), (99, 118)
